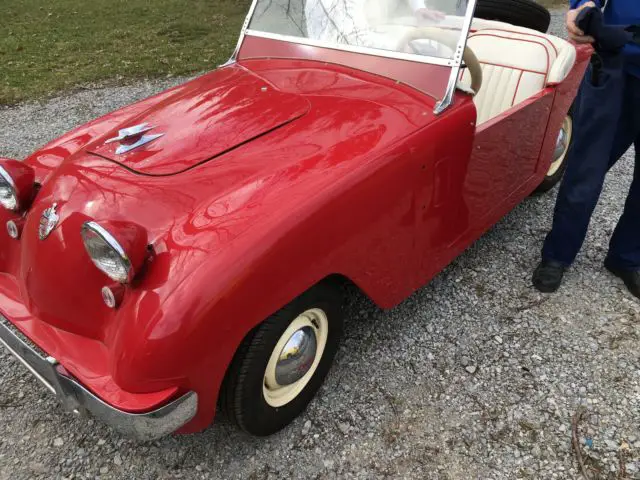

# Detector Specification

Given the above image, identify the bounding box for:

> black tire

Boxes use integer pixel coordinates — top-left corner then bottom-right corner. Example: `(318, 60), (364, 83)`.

(475, 0), (551, 33)
(220, 281), (344, 436)
(534, 102), (575, 194)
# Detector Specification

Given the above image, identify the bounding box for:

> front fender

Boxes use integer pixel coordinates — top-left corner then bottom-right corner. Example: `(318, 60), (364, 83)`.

(105, 125), (435, 432)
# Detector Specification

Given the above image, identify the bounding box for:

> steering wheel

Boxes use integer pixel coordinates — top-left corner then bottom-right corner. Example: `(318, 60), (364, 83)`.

(398, 26), (483, 94)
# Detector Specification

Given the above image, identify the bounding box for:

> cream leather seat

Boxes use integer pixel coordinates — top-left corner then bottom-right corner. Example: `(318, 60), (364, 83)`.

(458, 19), (577, 125)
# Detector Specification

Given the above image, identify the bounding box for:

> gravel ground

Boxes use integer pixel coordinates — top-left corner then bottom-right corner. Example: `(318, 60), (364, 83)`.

(1, 8), (639, 480)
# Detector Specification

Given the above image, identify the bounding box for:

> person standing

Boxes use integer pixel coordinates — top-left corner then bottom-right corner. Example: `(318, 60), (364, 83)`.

(532, 0), (640, 299)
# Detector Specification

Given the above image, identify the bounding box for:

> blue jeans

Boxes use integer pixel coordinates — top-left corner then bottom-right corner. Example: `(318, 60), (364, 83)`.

(542, 56), (640, 271)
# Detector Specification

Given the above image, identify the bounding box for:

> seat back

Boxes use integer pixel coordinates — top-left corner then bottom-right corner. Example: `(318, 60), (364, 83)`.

(459, 24), (576, 125)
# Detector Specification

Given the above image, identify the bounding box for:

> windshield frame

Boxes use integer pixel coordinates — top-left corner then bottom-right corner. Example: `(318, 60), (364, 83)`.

(224, 0), (479, 113)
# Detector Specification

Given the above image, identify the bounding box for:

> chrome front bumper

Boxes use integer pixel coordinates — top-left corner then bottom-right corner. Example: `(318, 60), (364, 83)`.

(0, 316), (197, 441)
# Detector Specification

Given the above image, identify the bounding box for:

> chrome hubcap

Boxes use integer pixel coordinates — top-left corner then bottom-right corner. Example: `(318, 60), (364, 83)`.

(275, 326), (317, 386)
(262, 308), (329, 408)
(553, 127), (568, 161)
(547, 115), (573, 177)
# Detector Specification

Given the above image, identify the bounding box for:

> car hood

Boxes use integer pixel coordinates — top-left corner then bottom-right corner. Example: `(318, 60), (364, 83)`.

(86, 66), (310, 175)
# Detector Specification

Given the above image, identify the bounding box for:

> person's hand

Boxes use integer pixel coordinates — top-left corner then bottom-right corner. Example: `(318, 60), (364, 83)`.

(415, 7), (446, 24)
(567, 1), (596, 43)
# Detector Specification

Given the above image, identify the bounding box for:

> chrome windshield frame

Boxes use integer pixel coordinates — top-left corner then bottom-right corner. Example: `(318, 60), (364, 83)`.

(434, 0), (477, 114)
(223, 0), (478, 113)
(223, 0), (261, 67)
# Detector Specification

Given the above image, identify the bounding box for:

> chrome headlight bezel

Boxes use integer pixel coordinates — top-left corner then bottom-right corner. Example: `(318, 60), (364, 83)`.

(81, 221), (133, 284)
(0, 165), (19, 211)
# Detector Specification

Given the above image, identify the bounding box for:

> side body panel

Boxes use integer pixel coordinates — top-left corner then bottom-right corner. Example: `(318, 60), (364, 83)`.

(414, 43), (592, 285)
(413, 90), (554, 292)
(466, 92), (554, 222)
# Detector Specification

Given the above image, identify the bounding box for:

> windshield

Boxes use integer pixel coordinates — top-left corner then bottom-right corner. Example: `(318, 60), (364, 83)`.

(247, 0), (471, 62)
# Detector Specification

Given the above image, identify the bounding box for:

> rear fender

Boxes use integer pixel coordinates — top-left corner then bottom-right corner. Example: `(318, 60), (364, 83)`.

(535, 43), (592, 176)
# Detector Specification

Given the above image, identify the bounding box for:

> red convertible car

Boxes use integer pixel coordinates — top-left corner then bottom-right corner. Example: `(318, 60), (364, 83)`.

(0, 0), (590, 440)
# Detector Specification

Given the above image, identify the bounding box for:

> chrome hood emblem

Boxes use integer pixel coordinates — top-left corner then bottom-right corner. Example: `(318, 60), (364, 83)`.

(105, 122), (164, 155)
(39, 203), (59, 240)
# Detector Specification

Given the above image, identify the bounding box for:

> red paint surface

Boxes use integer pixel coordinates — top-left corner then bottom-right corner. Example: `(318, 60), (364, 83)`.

(0, 39), (589, 432)
(88, 66), (311, 175)
(0, 274), (178, 412)
(239, 34), (452, 101)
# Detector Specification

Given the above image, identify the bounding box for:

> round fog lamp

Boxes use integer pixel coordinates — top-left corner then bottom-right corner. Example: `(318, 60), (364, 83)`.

(101, 285), (124, 309)
(6, 220), (20, 239)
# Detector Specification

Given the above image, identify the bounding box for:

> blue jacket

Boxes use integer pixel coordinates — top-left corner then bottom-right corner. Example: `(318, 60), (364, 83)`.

(571, 0), (640, 76)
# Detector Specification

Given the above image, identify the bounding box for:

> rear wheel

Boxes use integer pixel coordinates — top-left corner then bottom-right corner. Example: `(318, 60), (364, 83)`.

(220, 282), (344, 436)
(475, 0), (551, 33)
(534, 104), (575, 194)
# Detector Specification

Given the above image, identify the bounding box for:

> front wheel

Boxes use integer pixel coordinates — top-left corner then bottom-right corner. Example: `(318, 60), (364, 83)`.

(220, 281), (344, 436)
(534, 104), (575, 194)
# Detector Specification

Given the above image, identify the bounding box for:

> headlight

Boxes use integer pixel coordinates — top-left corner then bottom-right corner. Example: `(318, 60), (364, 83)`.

(0, 159), (36, 212)
(0, 166), (19, 211)
(81, 222), (133, 283)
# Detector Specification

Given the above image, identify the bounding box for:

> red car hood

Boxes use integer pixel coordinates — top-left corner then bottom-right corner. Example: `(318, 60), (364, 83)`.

(86, 66), (310, 175)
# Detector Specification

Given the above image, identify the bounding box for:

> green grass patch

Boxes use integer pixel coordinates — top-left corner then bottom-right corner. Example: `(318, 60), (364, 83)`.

(0, 0), (250, 105)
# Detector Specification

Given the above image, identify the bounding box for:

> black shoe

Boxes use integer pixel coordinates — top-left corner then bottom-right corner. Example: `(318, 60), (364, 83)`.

(532, 260), (567, 293)
(604, 260), (640, 299)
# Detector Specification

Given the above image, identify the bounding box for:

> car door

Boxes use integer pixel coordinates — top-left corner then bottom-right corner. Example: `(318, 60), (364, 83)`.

(463, 90), (554, 226)
(414, 89), (554, 287)
(459, 28), (558, 227)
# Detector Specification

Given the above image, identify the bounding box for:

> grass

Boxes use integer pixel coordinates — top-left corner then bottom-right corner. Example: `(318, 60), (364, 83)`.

(0, 0), (250, 105)
(1, 0), (566, 105)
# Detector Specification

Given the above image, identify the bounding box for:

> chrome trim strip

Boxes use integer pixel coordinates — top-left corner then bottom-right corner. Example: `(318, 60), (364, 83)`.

(0, 165), (17, 191)
(105, 123), (154, 144)
(81, 221), (133, 283)
(243, 30), (455, 67)
(433, 0), (478, 115)
(114, 133), (164, 155)
(38, 202), (60, 241)
(0, 165), (19, 211)
(0, 329), (56, 394)
(0, 316), (198, 441)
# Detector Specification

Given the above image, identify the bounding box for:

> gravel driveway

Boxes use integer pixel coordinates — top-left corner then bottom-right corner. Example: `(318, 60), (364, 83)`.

(1, 8), (639, 480)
